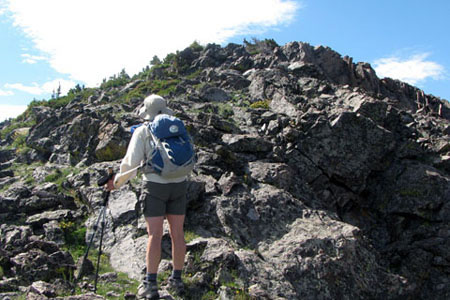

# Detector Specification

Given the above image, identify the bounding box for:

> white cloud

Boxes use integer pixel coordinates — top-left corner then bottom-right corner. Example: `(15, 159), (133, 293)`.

(4, 82), (42, 95)
(4, 0), (299, 87)
(21, 53), (47, 64)
(0, 89), (14, 96)
(0, 105), (27, 122)
(373, 53), (445, 85)
(5, 79), (76, 96)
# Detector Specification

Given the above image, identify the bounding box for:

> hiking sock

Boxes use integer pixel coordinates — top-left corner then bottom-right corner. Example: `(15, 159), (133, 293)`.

(171, 269), (182, 280)
(145, 273), (157, 282)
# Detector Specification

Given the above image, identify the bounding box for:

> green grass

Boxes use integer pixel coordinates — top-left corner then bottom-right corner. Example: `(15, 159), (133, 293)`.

(11, 134), (32, 155)
(9, 295), (27, 300)
(0, 237), (126, 299)
(250, 99), (270, 109)
(0, 125), (33, 156)
(150, 79), (180, 96)
(123, 79), (180, 102)
(44, 167), (80, 192)
(60, 220), (88, 260)
(61, 218), (140, 299)
(95, 271), (139, 299)
(185, 68), (203, 80)
(157, 270), (172, 283)
(0, 118), (35, 139)
(201, 291), (218, 300)
(221, 282), (251, 300)
(0, 162), (43, 192)
(70, 250), (140, 299)
(189, 102), (234, 121)
(217, 103), (234, 120)
(130, 176), (142, 186)
(185, 230), (201, 243)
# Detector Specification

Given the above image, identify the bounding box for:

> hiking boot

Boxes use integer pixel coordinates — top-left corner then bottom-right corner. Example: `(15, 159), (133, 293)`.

(137, 279), (159, 299)
(167, 277), (184, 295)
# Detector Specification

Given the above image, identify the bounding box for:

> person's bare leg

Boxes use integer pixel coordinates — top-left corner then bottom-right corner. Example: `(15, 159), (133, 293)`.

(145, 216), (164, 274)
(166, 214), (186, 271)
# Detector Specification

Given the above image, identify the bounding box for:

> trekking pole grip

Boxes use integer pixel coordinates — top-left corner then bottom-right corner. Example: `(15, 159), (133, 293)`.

(97, 167), (115, 186)
(97, 167), (114, 206)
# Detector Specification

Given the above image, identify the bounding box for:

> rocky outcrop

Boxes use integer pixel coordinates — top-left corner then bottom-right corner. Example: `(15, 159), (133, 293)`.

(1, 40), (449, 299)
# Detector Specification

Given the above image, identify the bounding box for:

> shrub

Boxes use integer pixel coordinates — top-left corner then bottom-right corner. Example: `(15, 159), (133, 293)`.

(244, 38), (279, 55)
(189, 40), (204, 52)
(163, 53), (177, 65)
(100, 69), (131, 89)
(60, 220), (87, 259)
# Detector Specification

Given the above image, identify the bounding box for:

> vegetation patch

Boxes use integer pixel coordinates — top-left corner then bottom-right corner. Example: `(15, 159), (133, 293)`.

(189, 40), (204, 52)
(101, 69), (131, 89)
(151, 79), (180, 96)
(185, 230), (201, 243)
(0, 162), (43, 192)
(0, 119), (35, 140)
(244, 38), (278, 55)
(44, 167), (80, 193)
(250, 99), (270, 109)
(220, 270), (250, 300)
(124, 79), (180, 102)
(201, 291), (218, 300)
(60, 220), (88, 260)
(7, 128), (32, 155)
(399, 189), (423, 197)
(95, 271), (139, 299)
(45, 168), (68, 184)
(59, 218), (140, 299)
(217, 103), (234, 120)
(185, 68), (203, 80)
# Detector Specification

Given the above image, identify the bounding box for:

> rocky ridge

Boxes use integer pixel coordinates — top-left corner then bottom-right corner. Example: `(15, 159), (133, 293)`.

(0, 40), (449, 299)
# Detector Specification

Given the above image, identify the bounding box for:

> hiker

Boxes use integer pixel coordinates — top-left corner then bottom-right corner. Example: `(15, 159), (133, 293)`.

(106, 94), (193, 299)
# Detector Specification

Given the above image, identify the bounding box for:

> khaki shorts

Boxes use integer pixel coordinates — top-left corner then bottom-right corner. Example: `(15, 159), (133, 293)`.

(140, 181), (187, 217)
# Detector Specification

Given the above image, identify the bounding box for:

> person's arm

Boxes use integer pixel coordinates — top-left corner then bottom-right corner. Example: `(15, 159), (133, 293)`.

(112, 126), (147, 189)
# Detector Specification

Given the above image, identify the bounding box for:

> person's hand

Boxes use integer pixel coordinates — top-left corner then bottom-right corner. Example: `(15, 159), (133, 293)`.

(105, 175), (116, 191)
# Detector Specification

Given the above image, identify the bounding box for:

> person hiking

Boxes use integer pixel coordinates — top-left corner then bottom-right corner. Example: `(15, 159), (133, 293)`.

(106, 94), (193, 299)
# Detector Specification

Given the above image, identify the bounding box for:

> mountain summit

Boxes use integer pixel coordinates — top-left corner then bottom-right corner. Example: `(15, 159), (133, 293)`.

(1, 39), (449, 299)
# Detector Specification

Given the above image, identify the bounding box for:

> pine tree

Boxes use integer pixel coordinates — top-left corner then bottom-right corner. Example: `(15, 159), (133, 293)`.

(56, 82), (61, 99)
(150, 55), (161, 66)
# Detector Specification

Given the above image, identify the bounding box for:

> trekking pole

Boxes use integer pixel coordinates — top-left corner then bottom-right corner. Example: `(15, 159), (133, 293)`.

(75, 204), (105, 280)
(93, 190), (109, 292)
(73, 168), (114, 293)
(92, 168), (114, 293)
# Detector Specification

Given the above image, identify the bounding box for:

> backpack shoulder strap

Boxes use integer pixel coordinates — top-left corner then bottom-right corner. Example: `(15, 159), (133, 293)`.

(143, 123), (159, 171)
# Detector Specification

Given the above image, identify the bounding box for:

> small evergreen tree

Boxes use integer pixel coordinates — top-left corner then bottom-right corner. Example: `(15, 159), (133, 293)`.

(56, 82), (61, 99)
(119, 68), (130, 79)
(150, 55), (161, 66)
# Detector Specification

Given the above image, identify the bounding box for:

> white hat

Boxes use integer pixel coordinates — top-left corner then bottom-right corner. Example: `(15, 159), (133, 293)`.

(138, 94), (173, 121)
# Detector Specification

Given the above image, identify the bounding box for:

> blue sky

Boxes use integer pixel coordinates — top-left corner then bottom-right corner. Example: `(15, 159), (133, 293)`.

(1, 0), (449, 121)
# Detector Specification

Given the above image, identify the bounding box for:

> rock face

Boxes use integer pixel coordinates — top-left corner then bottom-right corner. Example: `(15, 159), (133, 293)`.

(1, 40), (449, 299)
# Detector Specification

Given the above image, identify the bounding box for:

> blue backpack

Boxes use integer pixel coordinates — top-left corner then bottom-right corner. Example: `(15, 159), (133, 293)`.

(144, 114), (196, 178)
